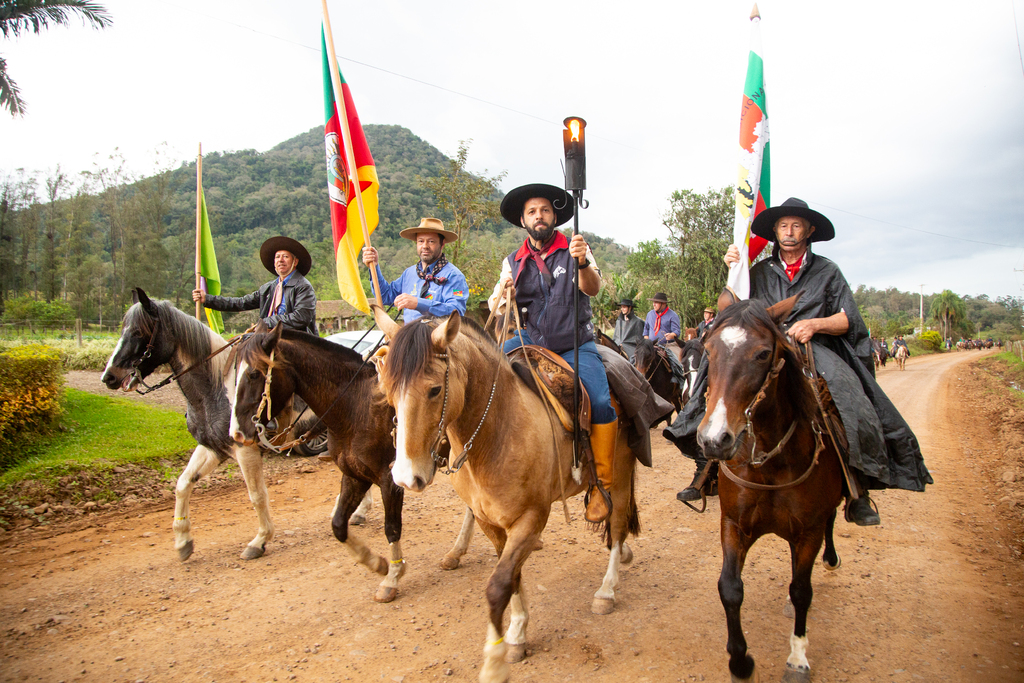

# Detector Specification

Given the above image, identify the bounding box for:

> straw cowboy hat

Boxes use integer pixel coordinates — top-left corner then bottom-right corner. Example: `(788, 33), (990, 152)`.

(500, 183), (574, 228)
(750, 197), (835, 243)
(703, 307), (715, 315)
(260, 236), (312, 276)
(649, 292), (670, 304)
(399, 217), (460, 244)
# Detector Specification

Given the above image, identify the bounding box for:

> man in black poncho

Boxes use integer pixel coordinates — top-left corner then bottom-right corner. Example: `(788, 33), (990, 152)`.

(666, 197), (932, 525)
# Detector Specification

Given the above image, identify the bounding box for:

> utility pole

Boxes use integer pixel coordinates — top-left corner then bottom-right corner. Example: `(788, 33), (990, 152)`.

(919, 284), (925, 335)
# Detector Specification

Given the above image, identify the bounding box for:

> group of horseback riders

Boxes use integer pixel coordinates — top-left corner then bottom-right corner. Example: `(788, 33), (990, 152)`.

(192, 186), (930, 530)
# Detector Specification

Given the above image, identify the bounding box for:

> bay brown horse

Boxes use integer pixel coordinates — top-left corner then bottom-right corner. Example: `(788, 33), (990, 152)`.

(698, 295), (843, 683)
(374, 309), (640, 683)
(228, 325), (476, 602)
(634, 338), (681, 425)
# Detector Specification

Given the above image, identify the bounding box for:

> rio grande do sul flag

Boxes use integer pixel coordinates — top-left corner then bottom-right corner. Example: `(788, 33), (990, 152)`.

(727, 5), (771, 299)
(197, 190), (224, 335)
(322, 27), (379, 315)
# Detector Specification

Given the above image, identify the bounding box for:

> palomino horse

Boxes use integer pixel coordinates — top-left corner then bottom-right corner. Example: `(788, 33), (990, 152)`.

(374, 309), (640, 683)
(634, 338), (681, 425)
(698, 295), (843, 683)
(228, 326), (476, 602)
(100, 289), (293, 561)
(894, 344), (909, 370)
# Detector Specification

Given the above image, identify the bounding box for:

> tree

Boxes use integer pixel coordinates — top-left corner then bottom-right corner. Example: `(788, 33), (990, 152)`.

(929, 289), (966, 341)
(421, 139), (506, 265)
(1, 0), (113, 116)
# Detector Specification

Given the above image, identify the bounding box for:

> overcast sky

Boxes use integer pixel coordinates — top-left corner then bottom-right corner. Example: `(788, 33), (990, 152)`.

(2, 0), (1023, 299)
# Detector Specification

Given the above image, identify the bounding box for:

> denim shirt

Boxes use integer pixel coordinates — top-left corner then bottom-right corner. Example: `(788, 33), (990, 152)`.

(373, 260), (469, 323)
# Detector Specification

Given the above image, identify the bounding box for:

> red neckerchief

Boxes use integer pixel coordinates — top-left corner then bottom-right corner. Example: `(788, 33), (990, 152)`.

(653, 308), (668, 336)
(513, 232), (568, 286)
(782, 250), (807, 281)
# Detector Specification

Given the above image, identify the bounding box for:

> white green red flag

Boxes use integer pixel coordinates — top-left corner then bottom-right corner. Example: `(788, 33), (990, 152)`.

(322, 27), (379, 315)
(197, 189), (224, 335)
(727, 7), (771, 299)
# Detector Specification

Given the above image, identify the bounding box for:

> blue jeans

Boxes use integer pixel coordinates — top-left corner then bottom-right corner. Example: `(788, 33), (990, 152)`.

(503, 332), (616, 424)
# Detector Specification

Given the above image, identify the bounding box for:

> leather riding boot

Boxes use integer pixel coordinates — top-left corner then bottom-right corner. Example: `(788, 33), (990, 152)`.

(845, 472), (881, 526)
(676, 460), (717, 502)
(584, 422), (617, 523)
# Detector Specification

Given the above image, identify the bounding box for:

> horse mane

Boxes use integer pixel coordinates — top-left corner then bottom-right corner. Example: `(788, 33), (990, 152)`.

(714, 300), (818, 420)
(383, 315), (502, 397)
(233, 328), (364, 375)
(123, 299), (223, 383)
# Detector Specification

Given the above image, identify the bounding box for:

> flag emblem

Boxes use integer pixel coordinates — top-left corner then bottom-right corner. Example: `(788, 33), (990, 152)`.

(325, 132), (349, 208)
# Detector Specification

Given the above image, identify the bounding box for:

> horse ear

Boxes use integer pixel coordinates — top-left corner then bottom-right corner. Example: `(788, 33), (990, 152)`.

(431, 312), (462, 350)
(131, 289), (140, 305)
(717, 286), (739, 313)
(136, 288), (158, 317)
(262, 324), (284, 354)
(767, 291), (803, 326)
(371, 303), (401, 341)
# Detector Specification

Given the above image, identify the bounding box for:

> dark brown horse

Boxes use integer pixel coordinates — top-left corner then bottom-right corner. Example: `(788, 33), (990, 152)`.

(634, 338), (681, 425)
(698, 295), (843, 683)
(228, 326), (475, 602)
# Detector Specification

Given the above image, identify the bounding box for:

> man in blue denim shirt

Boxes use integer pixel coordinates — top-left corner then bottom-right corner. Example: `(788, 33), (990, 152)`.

(361, 218), (468, 323)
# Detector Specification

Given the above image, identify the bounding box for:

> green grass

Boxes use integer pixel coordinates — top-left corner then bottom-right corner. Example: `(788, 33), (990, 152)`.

(0, 388), (197, 488)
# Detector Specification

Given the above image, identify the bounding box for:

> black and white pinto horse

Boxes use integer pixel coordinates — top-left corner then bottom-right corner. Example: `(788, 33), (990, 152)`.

(100, 288), (371, 561)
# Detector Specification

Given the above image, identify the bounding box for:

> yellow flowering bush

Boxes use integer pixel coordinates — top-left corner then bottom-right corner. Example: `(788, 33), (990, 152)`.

(0, 345), (64, 467)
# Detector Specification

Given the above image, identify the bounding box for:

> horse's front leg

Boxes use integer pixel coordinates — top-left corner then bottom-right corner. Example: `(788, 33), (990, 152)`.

(331, 476), (387, 579)
(331, 488), (373, 525)
(233, 444), (274, 560)
(719, 520), (756, 682)
(373, 476), (406, 603)
(173, 445), (225, 561)
(441, 506), (476, 570)
(783, 532), (826, 683)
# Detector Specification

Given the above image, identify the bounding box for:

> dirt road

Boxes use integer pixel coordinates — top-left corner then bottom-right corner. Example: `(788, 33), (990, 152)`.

(2, 351), (1022, 682)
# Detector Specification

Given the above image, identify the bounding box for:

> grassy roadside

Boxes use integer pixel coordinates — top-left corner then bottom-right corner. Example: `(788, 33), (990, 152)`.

(978, 352), (1024, 401)
(0, 388), (199, 530)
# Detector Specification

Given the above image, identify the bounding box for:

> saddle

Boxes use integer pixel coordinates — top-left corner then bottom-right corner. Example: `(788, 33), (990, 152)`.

(506, 345), (592, 434)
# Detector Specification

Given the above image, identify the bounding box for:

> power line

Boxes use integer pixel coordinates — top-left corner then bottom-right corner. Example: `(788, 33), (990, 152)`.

(813, 202), (1020, 249)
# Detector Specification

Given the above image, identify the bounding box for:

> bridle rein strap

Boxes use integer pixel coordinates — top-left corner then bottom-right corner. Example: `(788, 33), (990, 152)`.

(133, 321), (254, 395)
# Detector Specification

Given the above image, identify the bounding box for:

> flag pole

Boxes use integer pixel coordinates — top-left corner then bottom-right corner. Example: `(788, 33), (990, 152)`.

(195, 143), (203, 320)
(321, 0), (383, 309)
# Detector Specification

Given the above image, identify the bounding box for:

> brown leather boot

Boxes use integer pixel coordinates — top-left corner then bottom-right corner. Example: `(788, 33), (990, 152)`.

(584, 422), (617, 523)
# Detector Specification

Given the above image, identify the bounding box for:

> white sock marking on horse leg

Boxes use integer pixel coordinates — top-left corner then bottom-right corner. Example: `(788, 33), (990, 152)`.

(331, 494), (341, 519)
(379, 541), (406, 590)
(719, 325), (747, 351)
(349, 489), (371, 523)
(173, 445), (221, 551)
(505, 588), (529, 646)
(480, 622), (509, 683)
(444, 507), (475, 564)
(705, 398), (729, 441)
(594, 541), (622, 601)
(235, 444), (274, 550)
(787, 632), (810, 670)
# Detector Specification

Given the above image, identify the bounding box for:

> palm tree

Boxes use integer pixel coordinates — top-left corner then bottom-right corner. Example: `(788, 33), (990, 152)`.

(1, 0), (112, 116)
(929, 289), (966, 342)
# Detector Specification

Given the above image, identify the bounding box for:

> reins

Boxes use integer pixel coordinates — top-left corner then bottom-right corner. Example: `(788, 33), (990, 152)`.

(132, 320), (255, 395)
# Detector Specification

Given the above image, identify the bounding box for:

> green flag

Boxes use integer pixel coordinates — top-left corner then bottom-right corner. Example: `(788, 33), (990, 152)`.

(198, 190), (224, 335)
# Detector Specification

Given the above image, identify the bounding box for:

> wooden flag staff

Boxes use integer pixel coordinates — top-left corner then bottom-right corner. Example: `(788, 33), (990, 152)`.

(194, 143), (203, 321)
(320, 0), (383, 309)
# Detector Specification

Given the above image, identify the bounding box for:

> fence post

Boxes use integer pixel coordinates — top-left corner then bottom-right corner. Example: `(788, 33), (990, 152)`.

(76, 318), (83, 347)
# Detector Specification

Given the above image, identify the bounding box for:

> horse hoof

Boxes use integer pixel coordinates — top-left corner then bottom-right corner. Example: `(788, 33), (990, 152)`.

(783, 598), (795, 619)
(177, 540), (194, 562)
(730, 663), (759, 683)
(373, 556), (389, 576)
(439, 556), (461, 571)
(620, 543), (634, 565)
(373, 586), (398, 603)
(241, 544), (266, 561)
(781, 663), (811, 683)
(504, 643), (526, 663)
(591, 597), (615, 615)
(822, 555), (841, 571)
(349, 514), (366, 526)
(533, 537), (544, 551)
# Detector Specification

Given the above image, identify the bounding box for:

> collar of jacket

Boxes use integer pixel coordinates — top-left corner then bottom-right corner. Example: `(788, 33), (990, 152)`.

(769, 242), (815, 283)
(513, 231), (569, 262)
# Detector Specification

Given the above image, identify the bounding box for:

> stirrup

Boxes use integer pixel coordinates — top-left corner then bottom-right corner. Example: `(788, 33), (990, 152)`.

(844, 495), (880, 526)
(677, 461), (715, 514)
(584, 483), (612, 524)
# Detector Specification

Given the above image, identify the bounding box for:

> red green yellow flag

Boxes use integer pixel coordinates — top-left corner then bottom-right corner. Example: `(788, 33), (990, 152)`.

(197, 189), (224, 335)
(728, 7), (771, 299)
(322, 27), (379, 315)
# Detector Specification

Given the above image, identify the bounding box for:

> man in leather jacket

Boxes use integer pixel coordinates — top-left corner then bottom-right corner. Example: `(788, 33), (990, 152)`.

(193, 236), (318, 335)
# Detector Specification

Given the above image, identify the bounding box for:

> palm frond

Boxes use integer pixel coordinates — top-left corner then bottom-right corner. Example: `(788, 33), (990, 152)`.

(0, 0), (112, 40)
(0, 56), (26, 117)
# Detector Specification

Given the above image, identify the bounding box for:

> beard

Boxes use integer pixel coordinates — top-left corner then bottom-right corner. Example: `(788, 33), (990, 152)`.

(525, 222), (555, 244)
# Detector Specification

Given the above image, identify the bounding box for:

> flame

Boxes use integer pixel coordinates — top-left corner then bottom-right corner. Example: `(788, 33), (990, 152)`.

(569, 119), (581, 142)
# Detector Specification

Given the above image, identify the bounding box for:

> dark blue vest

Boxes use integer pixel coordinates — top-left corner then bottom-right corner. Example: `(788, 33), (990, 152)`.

(508, 243), (594, 354)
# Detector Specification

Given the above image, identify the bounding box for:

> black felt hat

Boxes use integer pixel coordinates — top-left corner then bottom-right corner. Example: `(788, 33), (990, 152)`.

(499, 183), (573, 228)
(618, 298), (634, 307)
(649, 292), (670, 304)
(260, 236), (312, 276)
(750, 197), (835, 243)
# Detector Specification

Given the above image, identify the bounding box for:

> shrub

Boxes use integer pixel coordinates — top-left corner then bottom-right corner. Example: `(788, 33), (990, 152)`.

(918, 330), (943, 351)
(0, 345), (65, 471)
(0, 338), (118, 371)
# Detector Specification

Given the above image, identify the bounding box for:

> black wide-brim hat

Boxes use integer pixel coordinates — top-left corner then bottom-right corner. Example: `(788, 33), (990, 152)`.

(618, 298), (634, 307)
(260, 236), (312, 276)
(500, 183), (573, 228)
(750, 197), (835, 243)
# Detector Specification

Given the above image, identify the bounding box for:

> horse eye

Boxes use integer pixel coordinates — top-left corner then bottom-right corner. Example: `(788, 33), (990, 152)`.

(428, 386), (442, 399)
(756, 349), (771, 362)
(247, 370), (261, 380)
